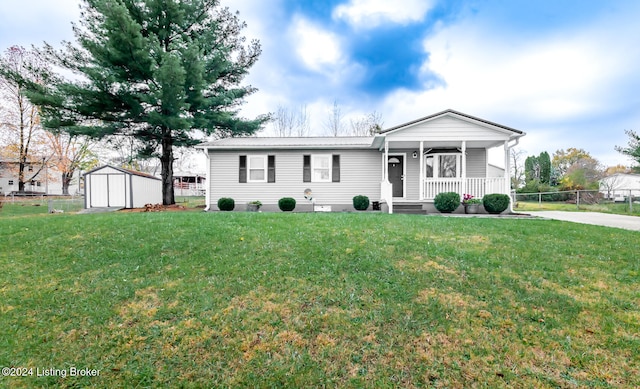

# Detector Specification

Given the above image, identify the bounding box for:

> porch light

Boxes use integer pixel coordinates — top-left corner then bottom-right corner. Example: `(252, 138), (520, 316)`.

(412, 151), (418, 158)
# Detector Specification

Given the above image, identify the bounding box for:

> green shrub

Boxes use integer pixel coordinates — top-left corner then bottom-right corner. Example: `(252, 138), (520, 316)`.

(278, 197), (296, 212)
(483, 194), (510, 214)
(217, 197), (235, 211)
(353, 195), (370, 211)
(434, 192), (460, 213)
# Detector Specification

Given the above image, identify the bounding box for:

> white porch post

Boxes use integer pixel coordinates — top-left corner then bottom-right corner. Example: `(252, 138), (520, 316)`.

(384, 140), (389, 181)
(461, 141), (467, 197)
(503, 140), (510, 195)
(419, 141), (424, 200)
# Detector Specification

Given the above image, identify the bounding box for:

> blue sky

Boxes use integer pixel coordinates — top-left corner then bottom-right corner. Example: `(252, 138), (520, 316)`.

(1, 0), (640, 168)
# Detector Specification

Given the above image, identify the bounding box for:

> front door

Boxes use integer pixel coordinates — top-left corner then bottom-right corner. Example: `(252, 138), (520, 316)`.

(388, 155), (404, 197)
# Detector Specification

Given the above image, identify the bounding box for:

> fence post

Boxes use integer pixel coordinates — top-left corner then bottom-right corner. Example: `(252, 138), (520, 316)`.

(576, 190), (580, 209)
(630, 190), (633, 213)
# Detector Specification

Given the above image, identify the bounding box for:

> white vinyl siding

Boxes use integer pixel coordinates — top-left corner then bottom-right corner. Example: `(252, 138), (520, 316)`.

(385, 116), (512, 142)
(466, 149), (486, 178)
(209, 149), (381, 206)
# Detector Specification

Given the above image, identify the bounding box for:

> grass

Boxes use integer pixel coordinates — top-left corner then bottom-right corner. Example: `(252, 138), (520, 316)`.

(0, 211), (638, 388)
(515, 200), (640, 216)
(0, 196), (204, 217)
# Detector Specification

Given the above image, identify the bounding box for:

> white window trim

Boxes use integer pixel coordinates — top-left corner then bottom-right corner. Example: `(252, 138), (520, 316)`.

(425, 153), (461, 178)
(247, 155), (268, 183)
(311, 154), (332, 183)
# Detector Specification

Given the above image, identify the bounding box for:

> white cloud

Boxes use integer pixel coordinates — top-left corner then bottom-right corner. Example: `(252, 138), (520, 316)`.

(290, 17), (343, 72)
(333, 0), (434, 28)
(375, 13), (640, 167)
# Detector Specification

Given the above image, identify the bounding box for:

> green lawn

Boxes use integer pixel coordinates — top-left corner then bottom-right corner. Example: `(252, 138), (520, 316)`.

(0, 211), (638, 387)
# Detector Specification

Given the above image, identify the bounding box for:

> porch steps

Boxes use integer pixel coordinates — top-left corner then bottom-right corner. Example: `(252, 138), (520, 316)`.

(393, 203), (426, 215)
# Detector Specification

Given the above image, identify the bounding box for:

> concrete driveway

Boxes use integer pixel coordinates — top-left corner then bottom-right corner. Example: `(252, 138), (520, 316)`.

(529, 211), (640, 231)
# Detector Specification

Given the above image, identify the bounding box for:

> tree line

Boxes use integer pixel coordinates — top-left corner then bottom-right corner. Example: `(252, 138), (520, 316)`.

(512, 141), (639, 196)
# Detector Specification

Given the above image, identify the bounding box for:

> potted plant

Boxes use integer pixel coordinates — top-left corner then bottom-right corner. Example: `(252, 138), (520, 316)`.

(462, 194), (482, 214)
(246, 200), (262, 212)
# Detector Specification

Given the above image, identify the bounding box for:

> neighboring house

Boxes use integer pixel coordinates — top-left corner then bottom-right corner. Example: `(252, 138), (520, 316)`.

(600, 173), (640, 200)
(83, 165), (162, 209)
(197, 109), (525, 213)
(173, 171), (206, 196)
(0, 161), (81, 196)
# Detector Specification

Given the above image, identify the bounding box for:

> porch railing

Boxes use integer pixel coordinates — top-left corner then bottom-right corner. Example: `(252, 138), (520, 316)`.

(424, 177), (507, 200)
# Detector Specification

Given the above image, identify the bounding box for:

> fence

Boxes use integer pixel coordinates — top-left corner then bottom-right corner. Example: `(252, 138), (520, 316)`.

(2, 194), (85, 214)
(513, 189), (638, 213)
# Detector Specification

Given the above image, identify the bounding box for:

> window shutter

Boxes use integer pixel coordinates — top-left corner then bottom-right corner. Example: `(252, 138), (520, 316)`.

(239, 155), (247, 183)
(332, 155), (340, 182)
(268, 155), (276, 183)
(303, 155), (311, 182)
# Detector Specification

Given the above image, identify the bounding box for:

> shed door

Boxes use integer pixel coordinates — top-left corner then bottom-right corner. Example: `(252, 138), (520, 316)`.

(108, 174), (126, 207)
(90, 174), (126, 207)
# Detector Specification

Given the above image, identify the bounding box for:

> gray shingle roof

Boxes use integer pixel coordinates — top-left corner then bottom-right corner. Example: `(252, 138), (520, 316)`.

(198, 136), (376, 149)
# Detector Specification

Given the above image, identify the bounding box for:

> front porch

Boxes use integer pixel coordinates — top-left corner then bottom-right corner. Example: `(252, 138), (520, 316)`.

(372, 109), (524, 214)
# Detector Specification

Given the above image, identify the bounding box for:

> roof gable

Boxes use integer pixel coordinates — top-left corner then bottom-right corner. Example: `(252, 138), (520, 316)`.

(381, 109), (524, 136)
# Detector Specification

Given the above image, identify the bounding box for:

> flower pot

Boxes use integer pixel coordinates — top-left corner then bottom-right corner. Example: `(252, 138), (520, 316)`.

(464, 204), (480, 214)
(246, 204), (261, 212)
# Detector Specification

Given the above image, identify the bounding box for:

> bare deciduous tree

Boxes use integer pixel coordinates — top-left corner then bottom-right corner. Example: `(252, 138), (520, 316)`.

(294, 104), (310, 137)
(349, 110), (384, 136)
(324, 100), (345, 137)
(45, 131), (97, 195)
(510, 148), (526, 189)
(272, 104), (311, 137)
(0, 46), (48, 191)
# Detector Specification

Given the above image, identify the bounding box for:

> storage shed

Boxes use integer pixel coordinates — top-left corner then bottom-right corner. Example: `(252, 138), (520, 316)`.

(84, 165), (162, 209)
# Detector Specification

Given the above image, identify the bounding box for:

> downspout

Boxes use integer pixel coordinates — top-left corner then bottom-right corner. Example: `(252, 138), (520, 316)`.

(203, 147), (211, 211)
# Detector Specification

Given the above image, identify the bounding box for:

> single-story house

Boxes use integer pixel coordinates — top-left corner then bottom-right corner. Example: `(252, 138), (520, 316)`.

(197, 109), (525, 213)
(599, 173), (640, 200)
(173, 171), (206, 196)
(0, 161), (81, 196)
(83, 165), (162, 209)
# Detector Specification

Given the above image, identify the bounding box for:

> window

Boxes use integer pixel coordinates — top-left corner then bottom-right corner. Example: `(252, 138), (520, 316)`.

(312, 155), (331, 182)
(249, 155), (267, 182)
(303, 154), (340, 183)
(8, 180), (14, 185)
(425, 153), (461, 178)
(239, 155), (275, 183)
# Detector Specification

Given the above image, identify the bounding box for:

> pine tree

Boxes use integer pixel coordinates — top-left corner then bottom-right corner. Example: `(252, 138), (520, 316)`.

(538, 151), (551, 184)
(23, 0), (267, 205)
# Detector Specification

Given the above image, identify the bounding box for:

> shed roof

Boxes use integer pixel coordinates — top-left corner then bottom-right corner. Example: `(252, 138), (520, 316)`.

(83, 165), (161, 180)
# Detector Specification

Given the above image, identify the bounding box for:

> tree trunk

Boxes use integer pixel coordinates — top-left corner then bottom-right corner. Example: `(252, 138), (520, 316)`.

(61, 172), (71, 195)
(160, 132), (175, 205)
(18, 162), (25, 192)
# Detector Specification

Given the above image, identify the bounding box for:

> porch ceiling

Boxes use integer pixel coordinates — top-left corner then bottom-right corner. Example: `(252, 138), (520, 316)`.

(381, 140), (504, 150)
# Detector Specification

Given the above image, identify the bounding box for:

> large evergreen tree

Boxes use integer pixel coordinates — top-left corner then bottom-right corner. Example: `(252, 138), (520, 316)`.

(616, 130), (640, 171)
(24, 0), (267, 204)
